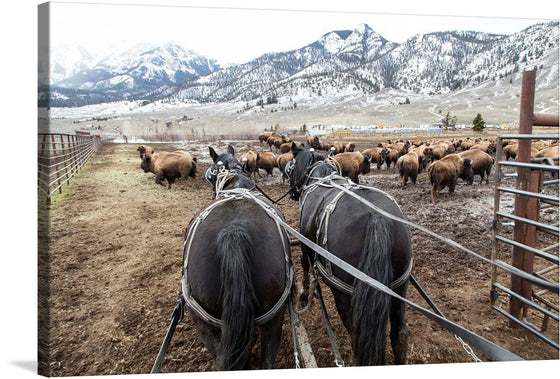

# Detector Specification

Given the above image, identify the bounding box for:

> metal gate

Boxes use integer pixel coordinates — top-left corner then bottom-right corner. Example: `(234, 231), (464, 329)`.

(491, 70), (559, 349)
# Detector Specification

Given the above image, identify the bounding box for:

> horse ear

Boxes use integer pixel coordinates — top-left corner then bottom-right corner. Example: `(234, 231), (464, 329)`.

(291, 142), (298, 154)
(227, 144), (235, 156)
(209, 147), (218, 162)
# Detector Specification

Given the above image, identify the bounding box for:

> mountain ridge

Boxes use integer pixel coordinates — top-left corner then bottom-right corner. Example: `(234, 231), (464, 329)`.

(40, 21), (559, 108)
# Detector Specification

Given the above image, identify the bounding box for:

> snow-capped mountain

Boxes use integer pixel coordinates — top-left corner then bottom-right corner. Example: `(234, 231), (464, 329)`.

(40, 22), (558, 107)
(42, 42), (221, 106)
(38, 45), (101, 86)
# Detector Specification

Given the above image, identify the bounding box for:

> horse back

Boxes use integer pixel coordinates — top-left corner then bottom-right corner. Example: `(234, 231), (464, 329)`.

(300, 185), (412, 286)
(186, 198), (288, 316)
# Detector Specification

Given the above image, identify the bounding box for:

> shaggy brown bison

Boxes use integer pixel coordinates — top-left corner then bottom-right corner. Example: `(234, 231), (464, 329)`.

(333, 151), (370, 183)
(258, 131), (277, 143)
(458, 149), (494, 184)
(536, 145), (560, 178)
(386, 141), (409, 156)
(427, 154), (473, 203)
(503, 144), (518, 160)
(140, 151), (197, 189)
(256, 151), (277, 176)
(536, 144), (559, 161)
(408, 145), (429, 171)
(380, 147), (399, 169)
(504, 143), (539, 161)
(267, 134), (289, 150)
(396, 151), (422, 187)
(362, 147), (384, 170)
(423, 143), (454, 163)
(137, 145), (155, 158)
(279, 141), (296, 154)
(239, 150), (258, 179)
(276, 151), (294, 186)
(329, 141), (345, 154)
(470, 140), (496, 155)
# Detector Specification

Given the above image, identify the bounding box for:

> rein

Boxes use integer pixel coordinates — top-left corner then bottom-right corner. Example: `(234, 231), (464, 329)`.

(245, 190), (523, 362)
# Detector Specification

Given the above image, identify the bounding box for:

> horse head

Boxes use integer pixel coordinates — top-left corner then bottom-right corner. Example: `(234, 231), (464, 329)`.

(206, 145), (254, 199)
(287, 144), (328, 201)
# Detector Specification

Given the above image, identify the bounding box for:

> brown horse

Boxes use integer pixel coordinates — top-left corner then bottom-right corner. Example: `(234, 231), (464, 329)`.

(287, 145), (413, 366)
(183, 145), (292, 369)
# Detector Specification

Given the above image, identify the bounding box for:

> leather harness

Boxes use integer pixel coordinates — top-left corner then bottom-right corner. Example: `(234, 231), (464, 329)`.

(299, 167), (413, 295)
(181, 187), (293, 328)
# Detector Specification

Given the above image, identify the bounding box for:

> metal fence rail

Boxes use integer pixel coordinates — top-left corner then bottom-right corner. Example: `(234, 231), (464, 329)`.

(490, 70), (559, 350)
(38, 132), (101, 200)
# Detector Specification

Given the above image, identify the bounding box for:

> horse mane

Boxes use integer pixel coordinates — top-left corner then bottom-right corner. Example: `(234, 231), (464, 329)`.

(291, 146), (331, 190)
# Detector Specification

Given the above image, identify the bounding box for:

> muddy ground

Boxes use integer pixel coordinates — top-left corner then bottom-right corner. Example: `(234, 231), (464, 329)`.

(38, 139), (559, 377)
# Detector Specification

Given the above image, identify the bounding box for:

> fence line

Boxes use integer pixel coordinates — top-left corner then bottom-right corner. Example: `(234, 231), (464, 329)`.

(491, 70), (559, 349)
(37, 132), (101, 200)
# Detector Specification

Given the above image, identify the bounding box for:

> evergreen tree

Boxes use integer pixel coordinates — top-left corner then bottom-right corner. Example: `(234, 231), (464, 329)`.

(472, 113), (486, 132)
(441, 112), (457, 128)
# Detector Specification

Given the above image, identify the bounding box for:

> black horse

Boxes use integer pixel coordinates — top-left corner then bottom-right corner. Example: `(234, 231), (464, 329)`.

(182, 145), (292, 370)
(287, 144), (413, 366)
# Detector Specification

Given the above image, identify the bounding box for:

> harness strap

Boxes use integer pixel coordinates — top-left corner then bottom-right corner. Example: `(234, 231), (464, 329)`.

(182, 267), (294, 327)
(315, 280), (345, 367)
(314, 257), (414, 295)
(181, 188), (293, 328)
(308, 178), (412, 295)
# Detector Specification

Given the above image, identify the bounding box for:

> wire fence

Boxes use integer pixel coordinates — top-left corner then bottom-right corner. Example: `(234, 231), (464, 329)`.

(38, 132), (102, 200)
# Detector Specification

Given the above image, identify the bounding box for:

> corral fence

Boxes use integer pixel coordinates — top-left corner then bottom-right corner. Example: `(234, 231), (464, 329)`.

(491, 70), (559, 349)
(38, 131), (102, 201)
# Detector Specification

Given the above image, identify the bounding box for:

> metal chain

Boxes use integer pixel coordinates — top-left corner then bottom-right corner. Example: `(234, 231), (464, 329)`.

(455, 335), (482, 362)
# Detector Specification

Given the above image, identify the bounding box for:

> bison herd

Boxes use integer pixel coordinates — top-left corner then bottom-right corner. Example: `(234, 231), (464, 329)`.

(136, 131), (558, 204)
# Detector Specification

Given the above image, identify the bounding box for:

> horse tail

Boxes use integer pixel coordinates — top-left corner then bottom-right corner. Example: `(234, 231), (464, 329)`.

(350, 216), (393, 365)
(216, 224), (256, 370)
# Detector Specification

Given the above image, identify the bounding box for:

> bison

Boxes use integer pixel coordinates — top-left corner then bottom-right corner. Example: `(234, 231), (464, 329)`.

(258, 131), (277, 144)
(386, 141), (409, 156)
(140, 151), (197, 189)
(239, 150), (258, 179)
(267, 135), (289, 150)
(256, 151), (277, 176)
(276, 151), (294, 186)
(137, 145), (155, 159)
(362, 147), (384, 170)
(427, 154), (473, 203)
(504, 143), (539, 161)
(470, 140), (496, 155)
(536, 145), (559, 178)
(458, 149), (494, 184)
(408, 145), (429, 171)
(423, 143), (453, 163)
(380, 147), (399, 169)
(279, 141), (296, 154)
(396, 151), (421, 187)
(329, 141), (345, 155)
(333, 152), (370, 184)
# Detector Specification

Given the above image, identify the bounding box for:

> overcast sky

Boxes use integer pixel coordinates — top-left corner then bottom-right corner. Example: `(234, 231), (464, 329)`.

(47, 0), (557, 65)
